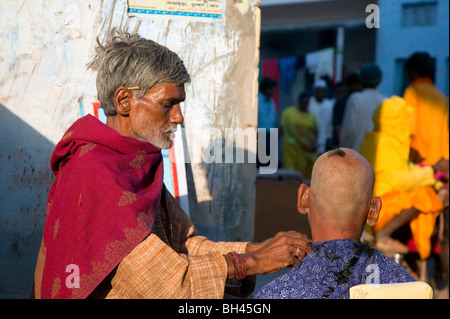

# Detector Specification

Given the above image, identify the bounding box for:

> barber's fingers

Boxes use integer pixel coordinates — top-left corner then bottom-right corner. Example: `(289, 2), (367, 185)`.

(276, 230), (310, 240)
(288, 246), (306, 269)
(275, 231), (311, 253)
(286, 245), (307, 271)
(287, 235), (312, 254)
(291, 245), (307, 259)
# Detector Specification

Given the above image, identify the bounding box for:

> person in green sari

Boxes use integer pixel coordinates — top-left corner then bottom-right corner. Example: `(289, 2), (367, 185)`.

(281, 92), (318, 180)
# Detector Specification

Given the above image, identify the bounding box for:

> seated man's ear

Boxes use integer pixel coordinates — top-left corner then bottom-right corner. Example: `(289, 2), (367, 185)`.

(297, 183), (310, 214)
(114, 86), (134, 116)
(366, 196), (382, 227)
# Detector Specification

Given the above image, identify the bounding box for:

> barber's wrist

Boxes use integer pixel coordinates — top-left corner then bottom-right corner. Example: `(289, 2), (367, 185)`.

(245, 242), (259, 253)
(241, 254), (257, 276)
(225, 252), (256, 279)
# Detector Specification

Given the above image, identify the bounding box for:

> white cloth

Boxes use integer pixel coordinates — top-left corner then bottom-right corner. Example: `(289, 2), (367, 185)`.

(306, 48), (335, 81)
(313, 79), (327, 89)
(340, 89), (386, 150)
(309, 97), (334, 154)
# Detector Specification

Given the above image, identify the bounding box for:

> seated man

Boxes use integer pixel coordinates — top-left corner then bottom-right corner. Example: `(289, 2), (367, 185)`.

(359, 96), (447, 260)
(255, 148), (416, 299)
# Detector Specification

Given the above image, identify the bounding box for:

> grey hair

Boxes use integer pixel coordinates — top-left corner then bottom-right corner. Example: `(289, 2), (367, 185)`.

(87, 28), (191, 116)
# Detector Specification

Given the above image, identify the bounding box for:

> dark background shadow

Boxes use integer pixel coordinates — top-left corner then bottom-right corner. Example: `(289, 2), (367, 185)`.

(0, 104), (55, 298)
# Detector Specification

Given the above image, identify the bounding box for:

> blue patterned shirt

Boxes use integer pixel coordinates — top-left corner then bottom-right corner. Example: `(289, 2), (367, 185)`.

(255, 239), (415, 299)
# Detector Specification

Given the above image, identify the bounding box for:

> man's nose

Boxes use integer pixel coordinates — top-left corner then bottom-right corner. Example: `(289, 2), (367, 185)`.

(170, 104), (184, 124)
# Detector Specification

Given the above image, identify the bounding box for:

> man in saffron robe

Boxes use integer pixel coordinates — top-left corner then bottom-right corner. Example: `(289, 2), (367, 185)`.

(281, 92), (318, 179)
(404, 52), (449, 167)
(255, 148), (415, 299)
(358, 96), (448, 262)
(403, 51), (448, 287)
(32, 29), (312, 299)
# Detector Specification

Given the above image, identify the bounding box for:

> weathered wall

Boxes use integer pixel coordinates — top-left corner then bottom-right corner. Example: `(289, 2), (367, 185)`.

(0, 0), (260, 298)
(0, 0), (102, 298)
(182, 1), (261, 242)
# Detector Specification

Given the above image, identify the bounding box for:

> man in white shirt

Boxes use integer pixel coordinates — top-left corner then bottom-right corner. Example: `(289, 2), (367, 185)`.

(308, 80), (334, 155)
(340, 63), (386, 151)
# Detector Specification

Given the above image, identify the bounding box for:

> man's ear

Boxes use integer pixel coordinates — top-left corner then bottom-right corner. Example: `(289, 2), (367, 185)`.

(366, 196), (381, 227)
(113, 86), (134, 116)
(297, 184), (310, 214)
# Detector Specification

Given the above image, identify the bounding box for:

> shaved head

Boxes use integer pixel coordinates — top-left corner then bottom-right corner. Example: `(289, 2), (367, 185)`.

(308, 148), (376, 239)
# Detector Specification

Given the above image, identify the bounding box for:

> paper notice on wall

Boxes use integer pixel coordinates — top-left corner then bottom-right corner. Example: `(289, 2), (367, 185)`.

(127, 0), (223, 21)
(234, 0), (249, 15)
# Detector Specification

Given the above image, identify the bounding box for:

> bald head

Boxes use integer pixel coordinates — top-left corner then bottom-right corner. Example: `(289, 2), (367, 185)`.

(300, 148), (379, 242)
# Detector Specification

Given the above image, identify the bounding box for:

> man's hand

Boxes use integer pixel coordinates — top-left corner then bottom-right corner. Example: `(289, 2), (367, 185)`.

(438, 187), (449, 207)
(410, 148), (425, 164)
(432, 158), (449, 173)
(225, 231), (312, 279)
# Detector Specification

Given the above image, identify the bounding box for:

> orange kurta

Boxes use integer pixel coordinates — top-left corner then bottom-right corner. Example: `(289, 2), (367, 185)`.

(404, 77), (449, 165)
(359, 96), (443, 259)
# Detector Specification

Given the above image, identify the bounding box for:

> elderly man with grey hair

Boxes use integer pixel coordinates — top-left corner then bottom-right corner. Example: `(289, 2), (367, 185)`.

(32, 29), (311, 299)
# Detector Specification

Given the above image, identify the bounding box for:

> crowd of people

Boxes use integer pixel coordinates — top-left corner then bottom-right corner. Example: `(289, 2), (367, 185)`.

(258, 52), (449, 289)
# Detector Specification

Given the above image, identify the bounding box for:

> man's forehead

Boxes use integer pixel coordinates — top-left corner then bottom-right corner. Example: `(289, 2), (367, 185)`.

(148, 83), (186, 100)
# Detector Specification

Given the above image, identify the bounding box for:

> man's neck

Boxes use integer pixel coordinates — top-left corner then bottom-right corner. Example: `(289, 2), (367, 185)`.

(107, 115), (132, 139)
(311, 226), (361, 243)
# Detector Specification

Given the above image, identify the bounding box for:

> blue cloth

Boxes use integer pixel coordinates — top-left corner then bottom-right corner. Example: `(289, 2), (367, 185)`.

(255, 239), (416, 299)
(257, 92), (277, 129)
(278, 57), (298, 93)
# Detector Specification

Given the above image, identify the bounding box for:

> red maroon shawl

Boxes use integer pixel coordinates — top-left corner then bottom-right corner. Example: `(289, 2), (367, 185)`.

(37, 115), (163, 298)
